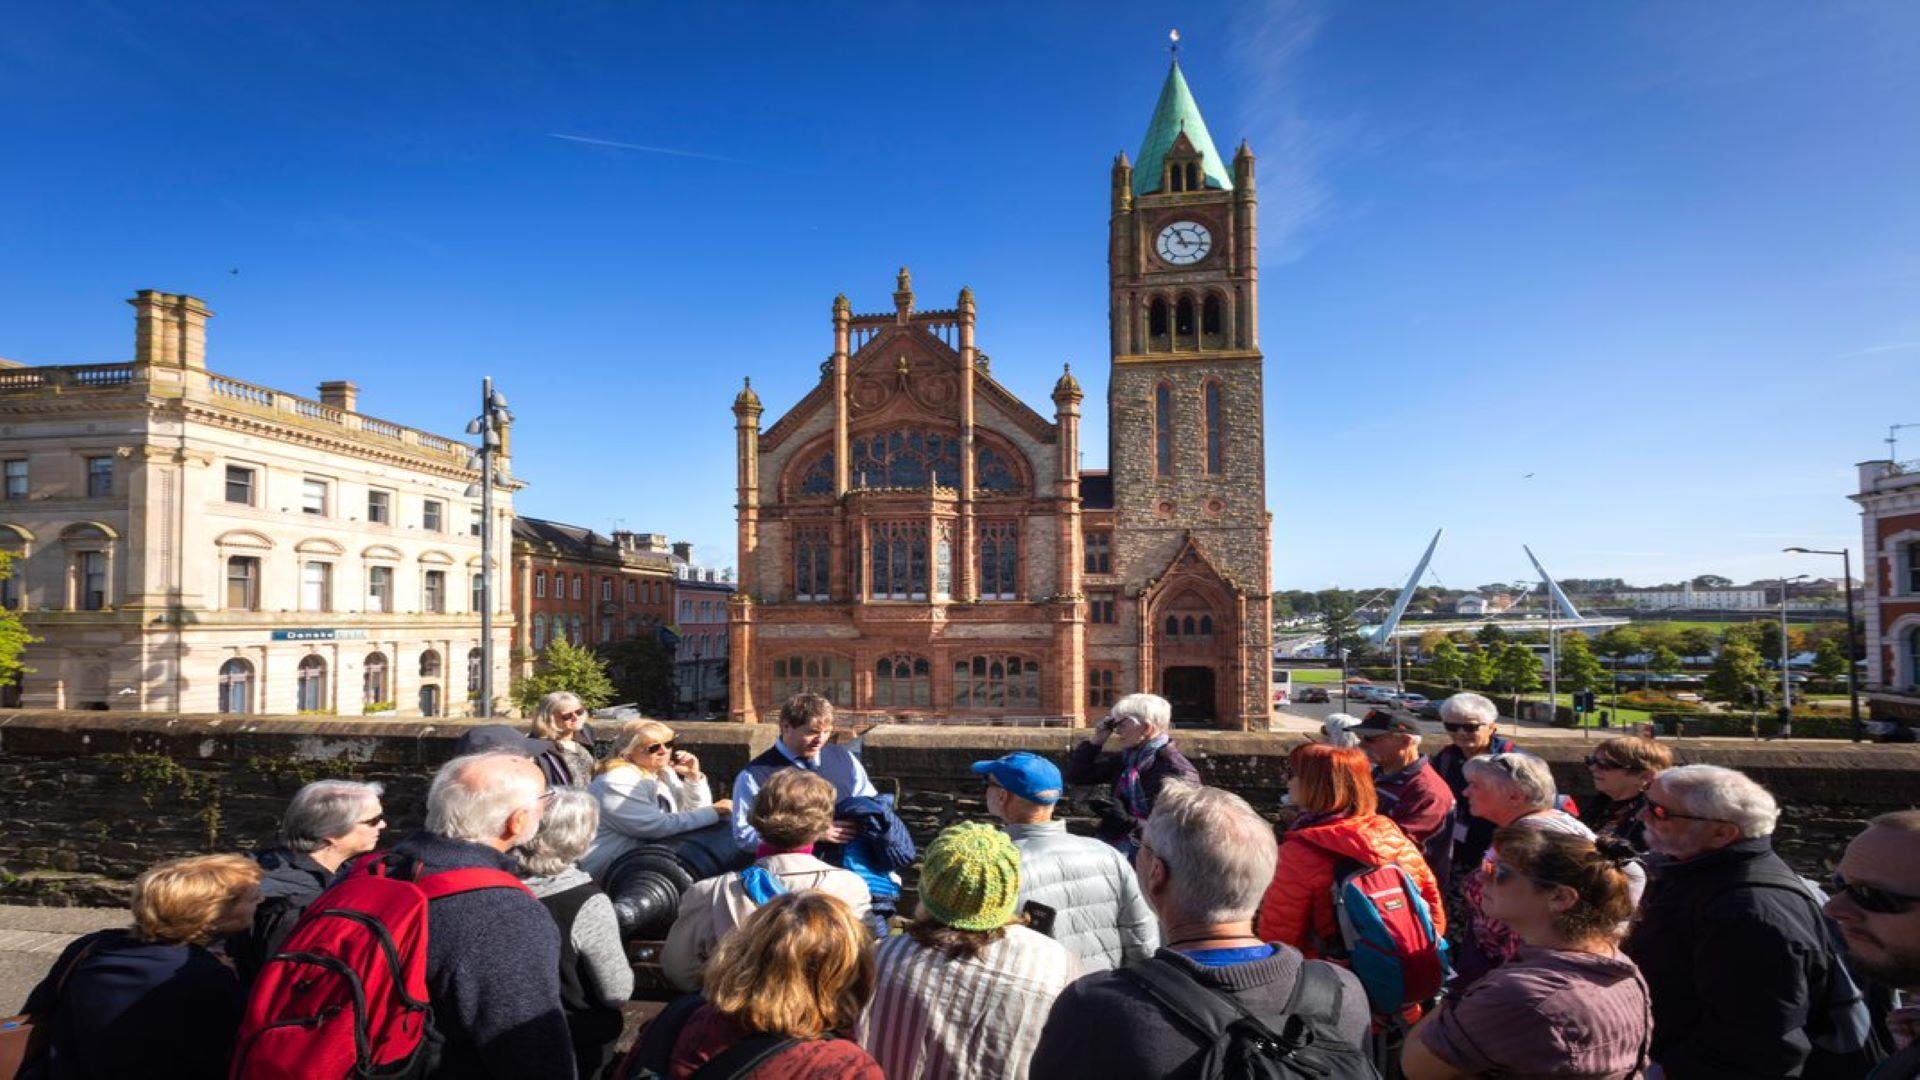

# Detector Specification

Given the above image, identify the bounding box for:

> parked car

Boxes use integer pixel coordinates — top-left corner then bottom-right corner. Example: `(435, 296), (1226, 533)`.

(1297, 686), (1331, 703)
(1398, 693), (1429, 711)
(1415, 699), (1443, 720)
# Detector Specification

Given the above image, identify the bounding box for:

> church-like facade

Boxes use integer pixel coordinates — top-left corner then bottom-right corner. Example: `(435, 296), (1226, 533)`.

(729, 59), (1273, 729)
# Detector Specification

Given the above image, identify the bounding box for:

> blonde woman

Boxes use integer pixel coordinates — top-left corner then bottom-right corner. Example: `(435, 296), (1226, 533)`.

(529, 690), (598, 786)
(580, 721), (731, 879)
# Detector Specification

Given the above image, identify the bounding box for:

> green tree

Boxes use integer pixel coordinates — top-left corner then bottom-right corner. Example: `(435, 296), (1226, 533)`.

(1649, 646), (1684, 678)
(1425, 637), (1469, 687)
(599, 636), (676, 715)
(1556, 632), (1606, 695)
(1490, 643), (1543, 717)
(0, 553), (33, 692)
(512, 638), (616, 714)
(1812, 638), (1849, 682)
(1475, 623), (1508, 648)
(1704, 640), (1769, 710)
(1462, 648), (1496, 690)
(1594, 626), (1644, 663)
(1692, 574), (1734, 589)
(1317, 591), (1366, 668)
(1674, 626), (1720, 658)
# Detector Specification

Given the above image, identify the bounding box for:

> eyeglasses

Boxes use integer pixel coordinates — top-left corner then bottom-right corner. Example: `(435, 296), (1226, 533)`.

(558, 709), (588, 721)
(1832, 872), (1920, 915)
(1641, 798), (1724, 824)
(1585, 755), (1628, 771)
(1442, 722), (1486, 733)
(643, 739), (677, 755)
(1480, 855), (1553, 888)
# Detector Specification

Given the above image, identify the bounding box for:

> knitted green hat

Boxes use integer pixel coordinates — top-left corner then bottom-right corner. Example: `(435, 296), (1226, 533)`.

(919, 823), (1022, 932)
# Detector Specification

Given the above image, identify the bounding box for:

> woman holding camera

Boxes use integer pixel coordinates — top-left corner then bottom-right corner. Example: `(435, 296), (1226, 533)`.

(1063, 692), (1200, 855)
(580, 721), (732, 879)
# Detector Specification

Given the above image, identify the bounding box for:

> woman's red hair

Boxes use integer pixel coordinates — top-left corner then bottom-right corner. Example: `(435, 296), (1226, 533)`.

(1288, 743), (1378, 817)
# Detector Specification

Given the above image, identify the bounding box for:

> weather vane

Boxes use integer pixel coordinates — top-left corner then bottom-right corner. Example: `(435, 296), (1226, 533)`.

(1169, 28), (1181, 56)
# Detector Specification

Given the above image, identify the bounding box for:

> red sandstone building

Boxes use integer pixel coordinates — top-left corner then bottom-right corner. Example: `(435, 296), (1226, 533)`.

(728, 59), (1274, 729)
(511, 518), (675, 671)
(1855, 458), (1920, 727)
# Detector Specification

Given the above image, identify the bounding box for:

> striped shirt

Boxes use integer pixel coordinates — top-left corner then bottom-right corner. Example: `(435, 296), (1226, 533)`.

(856, 924), (1078, 1080)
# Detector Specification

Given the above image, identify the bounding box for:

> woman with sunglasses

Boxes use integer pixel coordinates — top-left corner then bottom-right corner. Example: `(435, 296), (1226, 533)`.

(530, 690), (600, 787)
(580, 721), (732, 879)
(1065, 692), (1200, 856)
(1579, 735), (1672, 854)
(1403, 828), (1652, 1079)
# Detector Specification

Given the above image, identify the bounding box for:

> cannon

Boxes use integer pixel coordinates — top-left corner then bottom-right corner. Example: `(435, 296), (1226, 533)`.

(600, 822), (752, 997)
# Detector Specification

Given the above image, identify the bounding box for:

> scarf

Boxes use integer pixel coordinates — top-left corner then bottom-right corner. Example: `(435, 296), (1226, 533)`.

(1117, 735), (1170, 822)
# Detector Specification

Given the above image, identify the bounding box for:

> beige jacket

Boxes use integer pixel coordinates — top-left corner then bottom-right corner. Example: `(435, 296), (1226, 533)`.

(659, 852), (871, 992)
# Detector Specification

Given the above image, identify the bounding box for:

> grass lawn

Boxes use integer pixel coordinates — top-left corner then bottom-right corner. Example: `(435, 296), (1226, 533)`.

(1280, 668), (1343, 684)
(1516, 692), (1656, 730)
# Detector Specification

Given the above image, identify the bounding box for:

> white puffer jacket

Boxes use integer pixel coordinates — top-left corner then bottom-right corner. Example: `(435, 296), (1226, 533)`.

(1006, 821), (1159, 972)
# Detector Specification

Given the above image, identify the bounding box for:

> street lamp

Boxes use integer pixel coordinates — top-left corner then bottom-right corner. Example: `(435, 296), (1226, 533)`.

(1785, 546), (1863, 742)
(464, 377), (513, 717)
(1773, 573), (1809, 739)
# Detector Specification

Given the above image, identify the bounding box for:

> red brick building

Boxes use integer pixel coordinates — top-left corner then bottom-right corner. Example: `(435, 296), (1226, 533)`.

(1854, 458), (1920, 726)
(511, 518), (674, 672)
(729, 59), (1273, 729)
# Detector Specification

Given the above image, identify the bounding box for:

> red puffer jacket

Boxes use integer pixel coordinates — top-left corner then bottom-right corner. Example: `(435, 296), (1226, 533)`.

(1256, 812), (1446, 957)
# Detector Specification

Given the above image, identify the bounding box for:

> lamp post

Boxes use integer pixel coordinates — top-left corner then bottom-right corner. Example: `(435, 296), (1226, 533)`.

(465, 378), (513, 717)
(1785, 547), (1863, 742)
(1774, 573), (1809, 739)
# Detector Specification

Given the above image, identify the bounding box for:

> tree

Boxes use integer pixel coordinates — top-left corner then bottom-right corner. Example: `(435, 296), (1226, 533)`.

(1675, 626), (1720, 659)
(599, 636), (676, 715)
(1475, 623), (1508, 648)
(1317, 591), (1366, 667)
(1649, 646), (1684, 678)
(1426, 637), (1469, 687)
(1490, 643), (1543, 717)
(1812, 638), (1850, 682)
(1692, 574), (1734, 589)
(1557, 632), (1606, 695)
(1704, 640), (1769, 710)
(1594, 626), (1644, 663)
(512, 638), (616, 714)
(1462, 648), (1496, 690)
(0, 553), (33, 693)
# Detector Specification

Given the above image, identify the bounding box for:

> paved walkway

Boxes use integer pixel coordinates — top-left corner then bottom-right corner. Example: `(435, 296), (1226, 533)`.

(0, 904), (127, 1012)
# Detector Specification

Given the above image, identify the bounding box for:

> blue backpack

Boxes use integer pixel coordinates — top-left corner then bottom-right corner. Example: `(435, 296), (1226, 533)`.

(1328, 859), (1450, 1016)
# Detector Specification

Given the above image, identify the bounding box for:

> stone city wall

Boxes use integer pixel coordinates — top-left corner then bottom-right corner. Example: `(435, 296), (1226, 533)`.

(2, 712), (1917, 905)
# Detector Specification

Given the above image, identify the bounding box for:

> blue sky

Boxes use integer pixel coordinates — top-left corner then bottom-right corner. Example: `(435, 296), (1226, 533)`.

(4, 2), (1916, 591)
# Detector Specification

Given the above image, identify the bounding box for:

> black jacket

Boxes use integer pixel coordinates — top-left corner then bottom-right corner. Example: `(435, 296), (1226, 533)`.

(227, 847), (333, 984)
(1624, 837), (1839, 1078)
(1064, 739), (1200, 842)
(21, 929), (244, 1079)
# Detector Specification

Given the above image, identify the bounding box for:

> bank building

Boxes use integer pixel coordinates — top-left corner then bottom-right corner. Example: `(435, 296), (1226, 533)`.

(730, 58), (1275, 729)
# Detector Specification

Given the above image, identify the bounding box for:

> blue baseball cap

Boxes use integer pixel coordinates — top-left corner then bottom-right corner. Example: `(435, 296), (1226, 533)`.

(971, 751), (1064, 805)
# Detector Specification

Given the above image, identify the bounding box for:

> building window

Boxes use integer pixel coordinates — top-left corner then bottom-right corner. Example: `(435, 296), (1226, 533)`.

(1148, 298), (1169, 349)
(86, 456), (114, 498)
(794, 526), (831, 602)
(467, 648), (483, 697)
(363, 652), (388, 708)
(954, 655), (1041, 710)
(4, 460), (26, 500)
(1089, 592), (1116, 624)
(226, 556), (259, 611)
(1175, 295), (1196, 341)
(936, 528), (953, 600)
(848, 429), (963, 490)
(873, 655), (931, 708)
(424, 570), (446, 614)
(1202, 293), (1224, 341)
(976, 448), (1022, 494)
(625, 580), (637, 603)
(1084, 531), (1112, 575)
(1204, 380), (1225, 475)
(535, 570), (546, 598)
(368, 566), (393, 613)
(572, 574), (583, 600)
(301, 561), (332, 612)
(469, 510), (482, 538)
(599, 616), (613, 641)
(869, 521), (929, 600)
(423, 500), (444, 532)
(571, 615), (584, 643)
(978, 522), (1019, 600)
(1165, 612), (1215, 640)
(218, 658), (253, 714)
(600, 578), (613, 602)
(1088, 667), (1117, 709)
(532, 614), (547, 651)
(420, 649), (442, 678)
(302, 478), (328, 516)
(225, 466), (255, 506)
(296, 655), (327, 712)
(0, 569), (17, 611)
(1908, 626), (1920, 688)
(772, 654), (853, 707)
(1907, 544), (1920, 595)
(367, 490), (391, 524)
(78, 551), (107, 610)
(471, 573), (484, 613)
(1154, 383), (1173, 477)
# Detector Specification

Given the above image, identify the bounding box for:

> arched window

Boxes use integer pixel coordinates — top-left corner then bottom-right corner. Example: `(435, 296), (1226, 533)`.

(218, 658), (252, 714)
(471, 573), (485, 613)
(794, 526), (831, 601)
(1155, 383), (1174, 477)
(467, 648), (483, 696)
(1204, 380), (1225, 475)
(532, 614), (547, 651)
(796, 451), (836, 496)
(1166, 614), (1180, 636)
(869, 521), (929, 600)
(1175, 295), (1196, 343)
(534, 570), (546, 598)
(953, 655), (1042, 710)
(978, 522), (1019, 600)
(419, 649), (441, 678)
(1182, 615), (1197, 636)
(771, 655), (853, 706)
(1148, 298), (1170, 350)
(1202, 293), (1224, 342)
(873, 655), (931, 708)
(296, 655), (326, 712)
(849, 429), (963, 490)
(1200, 614), (1214, 637)
(363, 652), (388, 708)
(975, 447), (1023, 494)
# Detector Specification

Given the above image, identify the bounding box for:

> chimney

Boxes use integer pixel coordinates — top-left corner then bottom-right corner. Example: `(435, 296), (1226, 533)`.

(130, 290), (212, 369)
(318, 381), (359, 413)
(672, 541), (694, 563)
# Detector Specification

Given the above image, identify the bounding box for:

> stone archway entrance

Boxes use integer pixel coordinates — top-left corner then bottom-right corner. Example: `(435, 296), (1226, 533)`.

(1163, 666), (1217, 724)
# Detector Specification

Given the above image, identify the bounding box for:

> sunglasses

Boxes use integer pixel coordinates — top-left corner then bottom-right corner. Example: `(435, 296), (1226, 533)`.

(558, 709), (588, 721)
(1641, 798), (1724, 824)
(1584, 755), (1628, 770)
(644, 739), (677, 755)
(1832, 872), (1920, 915)
(1442, 722), (1487, 733)
(1480, 855), (1551, 888)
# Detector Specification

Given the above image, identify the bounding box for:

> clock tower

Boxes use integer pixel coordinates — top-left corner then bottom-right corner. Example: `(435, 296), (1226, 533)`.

(1103, 55), (1273, 729)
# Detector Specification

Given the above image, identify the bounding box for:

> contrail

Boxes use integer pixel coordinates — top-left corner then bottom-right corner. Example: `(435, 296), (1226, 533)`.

(548, 133), (745, 164)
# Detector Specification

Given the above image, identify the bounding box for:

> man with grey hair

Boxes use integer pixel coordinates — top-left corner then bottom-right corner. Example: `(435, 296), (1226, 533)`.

(517, 788), (632, 1079)
(1065, 692), (1201, 855)
(1030, 781), (1371, 1078)
(1626, 763), (1858, 1078)
(230, 779), (386, 983)
(385, 750), (575, 1078)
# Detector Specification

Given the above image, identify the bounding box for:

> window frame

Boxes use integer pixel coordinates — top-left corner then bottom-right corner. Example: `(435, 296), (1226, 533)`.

(4, 460), (27, 501)
(367, 489), (392, 525)
(218, 658), (253, 715)
(1084, 531), (1112, 575)
(225, 555), (260, 611)
(301, 477), (330, 517)
(301, 560), (333, 613)
(224, 465), (256, 506)
(367, 565), (394, 613)
(422, 499), (444, 533)
(86, 456), (114, 498)
(423, 569), (447, 614)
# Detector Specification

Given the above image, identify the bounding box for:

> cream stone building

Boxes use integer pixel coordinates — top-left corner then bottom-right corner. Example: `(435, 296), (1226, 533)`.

(0, 290), (516, 715)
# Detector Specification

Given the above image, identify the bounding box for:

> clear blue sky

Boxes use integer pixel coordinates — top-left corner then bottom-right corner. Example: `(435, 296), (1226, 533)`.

(4, 2), (1916, 591)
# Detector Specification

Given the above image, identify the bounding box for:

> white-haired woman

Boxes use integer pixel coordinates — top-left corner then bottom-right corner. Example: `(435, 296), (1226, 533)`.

(1318, 712), (1363, 749)
(1065, 692), (1201, 855)
(580, 721), (731, 879)
(518, 787), (634, 1080)
(230, 779), (385, 983)
(529, 690), (598, 787)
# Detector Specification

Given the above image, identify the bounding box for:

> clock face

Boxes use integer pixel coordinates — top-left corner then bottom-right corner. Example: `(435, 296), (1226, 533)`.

(1156, 221), (1213, 266)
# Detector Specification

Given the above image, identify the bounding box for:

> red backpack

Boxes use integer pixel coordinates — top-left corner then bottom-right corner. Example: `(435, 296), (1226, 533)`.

(231, 853), (531, 1079)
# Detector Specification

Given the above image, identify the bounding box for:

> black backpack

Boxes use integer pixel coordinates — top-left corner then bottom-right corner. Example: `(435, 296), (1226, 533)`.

(616, 994), (801, 1080)
(1120, 957), (1381, 1080)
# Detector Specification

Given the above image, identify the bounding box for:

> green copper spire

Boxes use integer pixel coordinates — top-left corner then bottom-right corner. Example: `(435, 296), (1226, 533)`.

(1133, 59), (1233, 197)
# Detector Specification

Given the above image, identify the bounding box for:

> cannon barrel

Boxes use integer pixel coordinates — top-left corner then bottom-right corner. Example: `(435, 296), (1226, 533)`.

(602, 822), (750, 940)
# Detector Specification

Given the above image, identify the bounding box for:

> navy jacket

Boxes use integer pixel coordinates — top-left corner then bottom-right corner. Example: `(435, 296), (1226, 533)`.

(22, 929), (243, 1079)
(227, 847), (332, 985)
(818, 794), (915, 900)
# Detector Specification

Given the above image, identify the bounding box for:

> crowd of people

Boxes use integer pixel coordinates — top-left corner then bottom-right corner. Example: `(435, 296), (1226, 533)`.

(10, 688), (1920, 1079)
